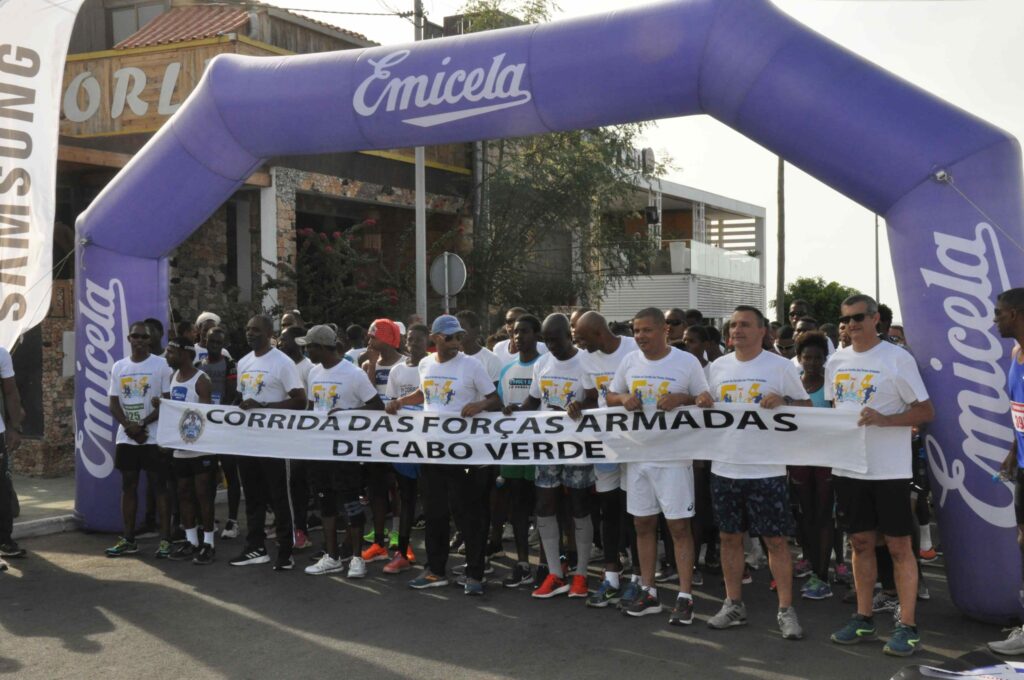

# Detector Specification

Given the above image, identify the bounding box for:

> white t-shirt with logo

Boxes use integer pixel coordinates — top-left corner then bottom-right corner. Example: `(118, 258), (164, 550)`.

(707, 350), (809, 479)
(307, 360), (378, 412)
(493, 339), (548, 366)
(237, 348), (304, 404)
(466, 347), (504, 383)
(610, 347), (709, 467)
(418, 352), (495, 413)
(581, 336), (638, 408)
(295, 357), (314, 386)
(386, 360), (424, 410)
(826, 341), (929, 480)
(0, 347), (12, 433)
(498, 355), (542, 407)
(529, 351), (586, 410)
(107, 354), (171, 446)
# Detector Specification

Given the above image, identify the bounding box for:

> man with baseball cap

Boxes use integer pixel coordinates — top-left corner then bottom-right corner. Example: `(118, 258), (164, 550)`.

(385, 315), (501, 595)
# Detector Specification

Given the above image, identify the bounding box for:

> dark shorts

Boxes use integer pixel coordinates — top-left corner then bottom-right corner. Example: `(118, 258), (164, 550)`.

(172, 455), (218, 478)
(834, 476), (914, 537)
(115, 444), (170, 479)
(1015, 468), (1024, 526)
(311, 460), (363, 495)
(710, 473), (795, 537)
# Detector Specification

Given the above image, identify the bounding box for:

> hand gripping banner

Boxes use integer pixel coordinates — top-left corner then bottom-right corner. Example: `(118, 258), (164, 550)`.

(75, 0), (1024, 622)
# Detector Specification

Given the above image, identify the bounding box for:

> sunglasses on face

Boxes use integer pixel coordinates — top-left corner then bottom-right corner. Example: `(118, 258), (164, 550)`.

(129, 333), (149, 340)
(441, 333), (464, 342)
(666, 319), (684, 327)
(838, 312), (868, 325)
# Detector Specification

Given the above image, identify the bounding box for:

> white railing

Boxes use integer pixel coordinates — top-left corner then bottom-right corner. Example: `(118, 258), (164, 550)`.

(666, 240), (760, 284)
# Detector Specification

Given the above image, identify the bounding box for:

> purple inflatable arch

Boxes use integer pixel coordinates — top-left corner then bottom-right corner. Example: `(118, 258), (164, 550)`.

(74, 0), (1023, 621)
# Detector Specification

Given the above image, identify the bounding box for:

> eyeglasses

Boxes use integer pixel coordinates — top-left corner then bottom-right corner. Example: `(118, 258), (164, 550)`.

(441, 333), (464, 342)
(129, 333), (149, 340)
(838, 312), (868, 325)
(666, 319), (684, 327)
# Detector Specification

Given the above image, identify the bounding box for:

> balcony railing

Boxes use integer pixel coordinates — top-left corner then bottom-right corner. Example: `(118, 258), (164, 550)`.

(651, 239), (760, 284)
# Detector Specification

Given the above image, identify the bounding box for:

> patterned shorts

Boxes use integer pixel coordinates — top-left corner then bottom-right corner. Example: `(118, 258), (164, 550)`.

(710, 473), (795, 537)
(534, 464), (595, 490)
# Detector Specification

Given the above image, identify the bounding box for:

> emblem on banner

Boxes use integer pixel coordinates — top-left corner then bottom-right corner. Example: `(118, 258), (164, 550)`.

(178, 409), (205, 444)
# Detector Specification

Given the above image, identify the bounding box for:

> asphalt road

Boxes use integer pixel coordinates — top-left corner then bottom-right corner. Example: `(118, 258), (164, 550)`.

(0, 528), (1012, 680)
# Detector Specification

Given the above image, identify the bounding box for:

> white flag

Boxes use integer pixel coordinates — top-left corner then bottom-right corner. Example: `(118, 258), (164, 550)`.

(0, 0), (84, 348)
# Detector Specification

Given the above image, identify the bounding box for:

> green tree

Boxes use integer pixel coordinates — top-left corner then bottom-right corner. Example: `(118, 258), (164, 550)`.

(450, 0), (664, 321)
(774, 276), (862, 325)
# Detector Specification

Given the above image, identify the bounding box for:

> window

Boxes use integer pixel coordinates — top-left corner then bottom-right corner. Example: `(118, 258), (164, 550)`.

(109, 2), (165, 46)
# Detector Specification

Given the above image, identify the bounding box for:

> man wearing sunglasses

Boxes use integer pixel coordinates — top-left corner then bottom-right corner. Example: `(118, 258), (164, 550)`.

(665, 308), (688, 349)
(385, 315), (501, 595)
(826, 295), (933, 657)
(105, 322), (173, 558)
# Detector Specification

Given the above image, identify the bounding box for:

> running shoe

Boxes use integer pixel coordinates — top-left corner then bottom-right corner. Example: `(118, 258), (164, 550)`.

(988, 626), (1024, 656)
(412, 516), (426, 531)
(406, 546), (416, 563)
(654, 564), (678, 584)
(220, 520), (239, 540)
(769, 578), (777, 592)
(777, 607), (804, 640)
(486, 541), (503, 558)
(464, 578), (484, 596)
(293, 529), (312, 551)
(390, 532), (400, 550)
(794, 558), (813, 578)
(347, 556), (367, 578)
(918, 547), (938, 563)
(0, 541), (26, 558)
(625, 589), (663, 617)
(383, 551), (411, 574)
(669, 596), (694, 625)
(453, 560), (494, 576)
(705, 544), (721, 570)
(0, 557), (7, 572)
(168, 542), (197, 561)
(884, 623), (921, 657)
(532, 573), (570, 599)
(193, 544), (215, 565)
(449, 532), (464, 554)
(586, 580), (621, 608)
(707, 599), (748, 629)
(801, 574), (833, 600)
(830, 614), (877, 644)
(273, 555), (295, 571)
(742, 566), (753, 585)
(362, 543), (390, 563)
(229, 546), (270, 566)
(569, 574), (589, 598)
(618, 580), (642, 611)
(692, 568), (704, 587)
(833, 562), (852, 586)
(305, 553), (345, 575)
(409, 570), (449, 589)
(503, 562), (533, 589)
(154, 540), (172, 559)
(105, 537), (139, 557)
(872, 591), (898, 613)
(918, 580), (931, 601)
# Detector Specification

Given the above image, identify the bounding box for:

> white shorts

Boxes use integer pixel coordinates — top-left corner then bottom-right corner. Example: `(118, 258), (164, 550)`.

(595, 463), (621, 493)
(626, 463), (695, 520)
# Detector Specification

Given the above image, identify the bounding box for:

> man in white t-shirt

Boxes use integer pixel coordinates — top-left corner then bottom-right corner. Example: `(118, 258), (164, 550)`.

(300, 325), (384, 579)
(570, 311), (637, 608)
(493, 307), (548, 365)
(696, 305), (810, 640)
(506, 314), (596, 600)
(456, 310), (504, 383)
(0, 344), (25, 567)
(385, 315), (500, 595)
(607, 307), (708, 625)
(229, 315), (307, 571)
(105, 321), (173, 558)
(825, 295), (933, 657)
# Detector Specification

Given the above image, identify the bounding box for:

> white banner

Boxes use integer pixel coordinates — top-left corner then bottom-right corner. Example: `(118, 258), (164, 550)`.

(157, 401), (914, 474)
(0, 0), (84, 347)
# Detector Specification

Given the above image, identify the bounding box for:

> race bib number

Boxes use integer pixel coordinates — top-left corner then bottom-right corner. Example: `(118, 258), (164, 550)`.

(1012, 402), (1024, 433)
(125, 403), (143, 423)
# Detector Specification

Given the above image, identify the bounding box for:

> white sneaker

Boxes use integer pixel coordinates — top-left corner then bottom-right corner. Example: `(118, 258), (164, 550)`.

(221, 520), (239, 540)
(989, 626), (1024, 656)
(305, 554), (344, 575)
(347, 556), (367, 578)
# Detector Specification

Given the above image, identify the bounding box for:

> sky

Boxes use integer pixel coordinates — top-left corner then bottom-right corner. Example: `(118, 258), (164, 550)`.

(275, 0), (1024, 321)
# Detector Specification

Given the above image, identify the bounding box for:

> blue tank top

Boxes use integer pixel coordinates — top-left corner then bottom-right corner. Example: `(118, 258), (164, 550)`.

(1008, 352), (1024, 466)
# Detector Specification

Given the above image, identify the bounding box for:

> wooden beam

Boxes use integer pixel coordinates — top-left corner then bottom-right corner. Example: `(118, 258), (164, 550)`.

(57, 145), (271, 187)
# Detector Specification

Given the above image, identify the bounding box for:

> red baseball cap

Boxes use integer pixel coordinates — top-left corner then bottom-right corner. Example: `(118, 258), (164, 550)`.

(368, 318), (401, 348)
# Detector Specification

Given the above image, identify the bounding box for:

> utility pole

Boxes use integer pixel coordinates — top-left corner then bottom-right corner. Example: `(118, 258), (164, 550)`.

(414, 0), (427, 322)
(776, 156), (786, 325)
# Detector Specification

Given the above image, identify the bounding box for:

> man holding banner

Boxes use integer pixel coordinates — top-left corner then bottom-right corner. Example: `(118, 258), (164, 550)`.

(697, 305), (810, 640)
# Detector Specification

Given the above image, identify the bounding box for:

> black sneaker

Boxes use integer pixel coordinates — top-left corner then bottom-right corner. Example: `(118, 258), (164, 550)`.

(0, 557), (7, 572)
(169, 542), (197, 561)
(669, 596), (695, 626)
(655, 564), (679, 584)
(625, 589), (664, 617)
(193, 544), (215, 565)
(230, 546), (270, 566)
(273, 555), (295, 571)
(0, 542), (26, 558)
(486, 541), (503, 558)
(503, 562), (533, 588)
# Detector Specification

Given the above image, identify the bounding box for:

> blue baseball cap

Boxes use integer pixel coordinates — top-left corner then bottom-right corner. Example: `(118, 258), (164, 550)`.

(431, 315), (465, 335)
